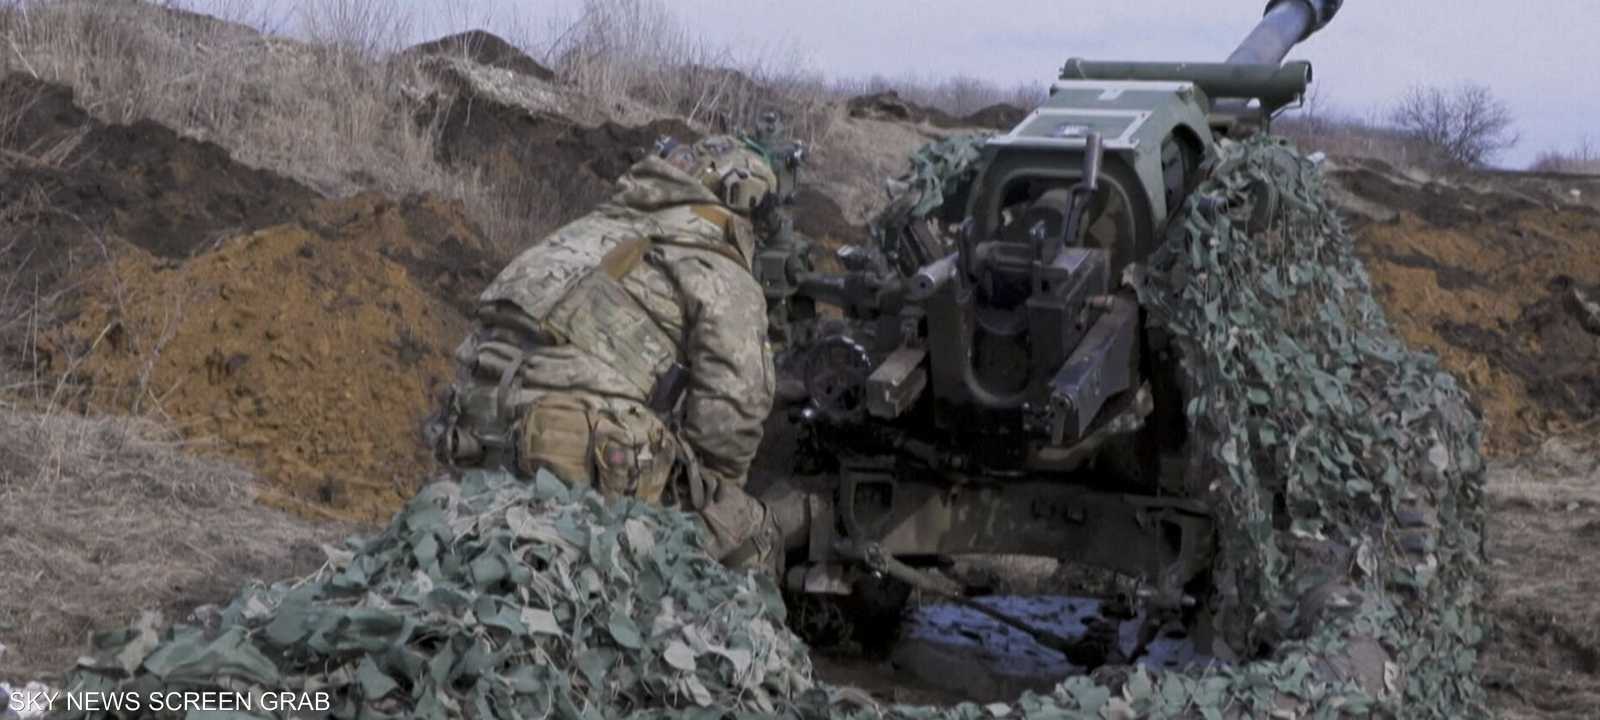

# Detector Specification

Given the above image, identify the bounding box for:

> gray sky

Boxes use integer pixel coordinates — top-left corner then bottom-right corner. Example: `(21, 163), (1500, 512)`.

(209, 1), (1599, 168)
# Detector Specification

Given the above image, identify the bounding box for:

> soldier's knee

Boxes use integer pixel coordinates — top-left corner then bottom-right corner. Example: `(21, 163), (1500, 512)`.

(695, 488), (781, 573)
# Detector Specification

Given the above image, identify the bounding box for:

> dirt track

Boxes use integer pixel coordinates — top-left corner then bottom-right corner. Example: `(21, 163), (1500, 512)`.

(1482, 436), (1600, 719)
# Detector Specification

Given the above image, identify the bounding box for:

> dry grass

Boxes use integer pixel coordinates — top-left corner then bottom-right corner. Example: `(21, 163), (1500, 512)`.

(295, 0), (414, 61)
(1530, 140), (1600, 175)
(0, 0), (867, 257)
(804, 104), (977, 225)
(0, 408), (343, 681)
(1, 0), (453, 196)
(1274, 112), (1443, 168)
(538, 0), (837, 143)
(0, 0), (532, 252)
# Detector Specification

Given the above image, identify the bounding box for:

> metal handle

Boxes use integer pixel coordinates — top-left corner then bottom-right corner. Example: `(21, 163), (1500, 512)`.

(1082, 132), (1103, 192)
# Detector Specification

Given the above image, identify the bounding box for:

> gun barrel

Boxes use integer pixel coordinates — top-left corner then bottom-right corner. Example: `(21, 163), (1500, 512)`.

(1226, 0), (1343, 66)
(910, 255), (959, 300)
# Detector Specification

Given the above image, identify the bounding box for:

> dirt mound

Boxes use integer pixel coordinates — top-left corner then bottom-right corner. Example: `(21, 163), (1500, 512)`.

(1331, 159), (1600, 455)
(0, 74), (319, 290)
(847, 91), (958, 126)
(959, 103), (1028, 130)
(846, 92), (1024, 131)
(419, 70), (698, 238)
(432, 106), (696, 209)
(42, 193), (493, 524)
(406, 30), (555, 81)
(793, 186), (862, 253)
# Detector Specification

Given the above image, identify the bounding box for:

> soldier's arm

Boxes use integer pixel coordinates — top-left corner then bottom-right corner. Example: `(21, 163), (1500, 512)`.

(674, 253), (775, 494)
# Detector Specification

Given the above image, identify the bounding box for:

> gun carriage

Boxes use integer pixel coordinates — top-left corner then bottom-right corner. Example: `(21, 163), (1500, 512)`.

(758, 0), (1345, 660)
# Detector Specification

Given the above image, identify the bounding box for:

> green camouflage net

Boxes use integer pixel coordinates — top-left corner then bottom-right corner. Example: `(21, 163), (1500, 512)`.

(868, 134), (991, 275)
(59, 471), (816, 719)
(58, 136), (1487, 720)
(873, 134), (989, 223)
(1128, 134), (1489, 718)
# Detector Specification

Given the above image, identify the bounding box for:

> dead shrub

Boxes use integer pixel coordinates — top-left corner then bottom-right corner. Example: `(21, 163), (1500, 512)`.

(1274, 113), (1438, 166)
(1389, 82), (1520, 168)
(295, 0), (413, 62)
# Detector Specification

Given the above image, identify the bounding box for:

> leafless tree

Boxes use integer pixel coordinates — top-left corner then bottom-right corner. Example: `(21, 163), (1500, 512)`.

(1389, 82), (1519, 167)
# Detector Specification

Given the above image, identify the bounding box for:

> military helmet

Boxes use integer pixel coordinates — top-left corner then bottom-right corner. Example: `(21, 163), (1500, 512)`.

(660, 134), (780, 214)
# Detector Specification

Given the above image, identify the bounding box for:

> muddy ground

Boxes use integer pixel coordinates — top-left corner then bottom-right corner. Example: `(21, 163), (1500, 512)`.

(797, 441), (1600, 718)
(1480, 435), (1600, 719)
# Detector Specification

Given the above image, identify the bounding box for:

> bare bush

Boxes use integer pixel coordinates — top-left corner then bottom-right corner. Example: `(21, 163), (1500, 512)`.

(1389, 82), (1519, 168)
(1530, 138), (1600, 175)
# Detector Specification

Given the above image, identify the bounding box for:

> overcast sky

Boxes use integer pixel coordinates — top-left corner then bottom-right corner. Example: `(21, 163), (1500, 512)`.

(209, 1), (1598, 168)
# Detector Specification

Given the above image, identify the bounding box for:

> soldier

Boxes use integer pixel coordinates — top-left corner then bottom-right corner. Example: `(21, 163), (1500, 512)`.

(428, 131), (807, 582)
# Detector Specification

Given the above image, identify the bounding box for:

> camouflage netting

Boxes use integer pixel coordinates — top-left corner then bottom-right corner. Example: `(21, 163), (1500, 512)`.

(59, 136), (1487, 719)
(1128, 134), (1490, 718)
(57, 471), (817, 719)
(872, 133), (988, 225)
(867, 134), (990, 271)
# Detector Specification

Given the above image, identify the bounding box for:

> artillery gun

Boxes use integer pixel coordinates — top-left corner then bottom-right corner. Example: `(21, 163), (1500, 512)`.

(759, 0), (1344, 662)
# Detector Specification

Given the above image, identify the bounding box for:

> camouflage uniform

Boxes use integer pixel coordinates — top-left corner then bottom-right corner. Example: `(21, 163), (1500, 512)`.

(433, 136), (784, 577)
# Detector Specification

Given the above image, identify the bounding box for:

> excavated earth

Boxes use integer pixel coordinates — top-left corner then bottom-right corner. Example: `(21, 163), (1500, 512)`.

(0, 74), (319, 296)
(416, 57), (700, 235)
(2, 63), (931, 528)
(41, 192), (493, 523)
(1327, 157), (1600, 456)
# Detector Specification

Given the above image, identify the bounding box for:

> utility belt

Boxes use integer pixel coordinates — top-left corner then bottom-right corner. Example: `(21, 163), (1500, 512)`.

(433, 349), (712, 508)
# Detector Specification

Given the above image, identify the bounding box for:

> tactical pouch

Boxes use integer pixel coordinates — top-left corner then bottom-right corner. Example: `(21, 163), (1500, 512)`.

(515, 394), (595, 489)
(436, 383), (518, 469)
(590, 407), (676, 505)
(516, 395), (677, 506)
